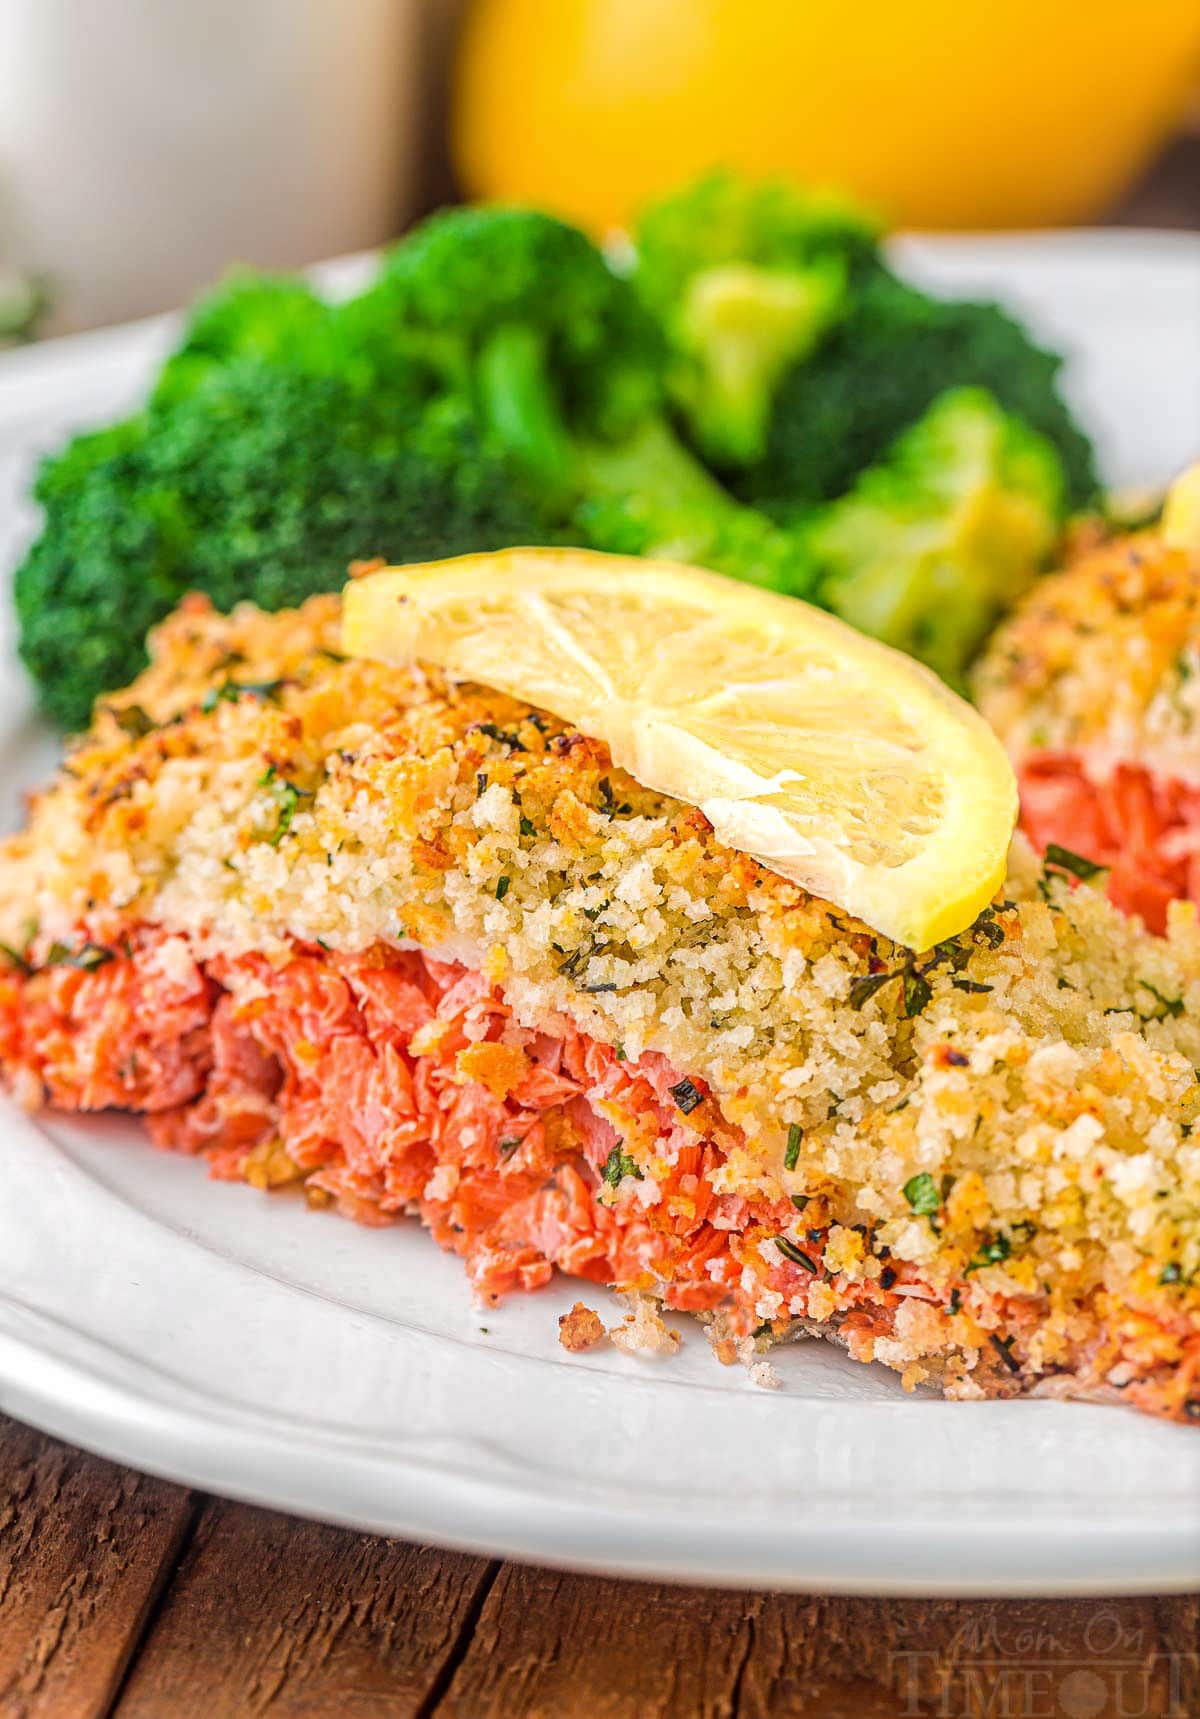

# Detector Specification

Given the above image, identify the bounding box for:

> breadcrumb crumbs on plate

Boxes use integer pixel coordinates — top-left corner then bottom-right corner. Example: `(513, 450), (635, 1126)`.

(558, 1302), (607, 1353)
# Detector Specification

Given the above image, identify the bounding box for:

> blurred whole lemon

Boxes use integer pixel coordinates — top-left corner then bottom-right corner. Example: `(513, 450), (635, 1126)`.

(452, 0), (1200, 231)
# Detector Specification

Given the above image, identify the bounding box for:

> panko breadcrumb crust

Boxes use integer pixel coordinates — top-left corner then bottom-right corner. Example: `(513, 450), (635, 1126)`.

(974, 530), (1200, 784)
(2, 591), (1199, 1418)
(974, 526), (1200, 934)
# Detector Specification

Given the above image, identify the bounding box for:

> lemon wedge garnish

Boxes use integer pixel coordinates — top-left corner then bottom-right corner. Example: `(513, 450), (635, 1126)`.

(343, 549), (1016, 949)
(1163, 461), (1200, 553)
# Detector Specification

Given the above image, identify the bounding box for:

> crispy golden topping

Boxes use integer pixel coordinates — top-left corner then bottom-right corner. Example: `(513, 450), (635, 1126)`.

(974, 530), (1200, 782)
(3, 592), (1200, 1332)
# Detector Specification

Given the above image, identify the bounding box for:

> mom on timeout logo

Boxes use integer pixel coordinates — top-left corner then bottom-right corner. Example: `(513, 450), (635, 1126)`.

(888, 1607), (1199, 1718)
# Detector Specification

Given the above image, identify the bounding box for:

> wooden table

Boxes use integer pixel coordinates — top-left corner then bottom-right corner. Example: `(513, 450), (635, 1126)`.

(0, 1415), (1196, 1719)
(3, 140), (1199, 1719)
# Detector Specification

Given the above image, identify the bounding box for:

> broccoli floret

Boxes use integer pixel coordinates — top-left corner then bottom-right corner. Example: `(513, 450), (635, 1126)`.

(15, 418), (194, 725)
(16, 357), (560, 730)
(374, 203), (816, 593)
(632, 172), (882, 467)
(151, 272), (335, 408)
(804, 388), (1065, 684)
(745, 274), (1098, 513)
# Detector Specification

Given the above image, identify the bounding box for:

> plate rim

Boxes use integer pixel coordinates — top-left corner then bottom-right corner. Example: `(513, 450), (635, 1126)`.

(2, 232), (1199, 1595)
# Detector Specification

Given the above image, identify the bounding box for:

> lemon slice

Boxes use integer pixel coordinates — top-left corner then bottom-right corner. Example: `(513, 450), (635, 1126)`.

(1163, 461), (1200, 553)
(343, 549), (1016, 949)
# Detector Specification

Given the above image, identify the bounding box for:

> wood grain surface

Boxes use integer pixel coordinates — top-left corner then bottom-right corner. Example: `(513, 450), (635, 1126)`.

(0, 1416), (1195, 1719)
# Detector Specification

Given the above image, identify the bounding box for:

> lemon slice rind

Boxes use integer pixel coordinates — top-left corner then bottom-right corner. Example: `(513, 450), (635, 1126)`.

(342, 548), (1016, 950)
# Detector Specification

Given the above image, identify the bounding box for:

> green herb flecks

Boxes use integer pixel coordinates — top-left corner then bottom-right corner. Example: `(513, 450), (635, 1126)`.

(471, 721), (527, 753)
(601, 1143), (642, 1187)
(202, 678), (286, 714)
(44, 940), (115, 973)
(848, 905), (1014, 1020)
(1040, 843), (1106, 901)
(257, 765), (312, 847)
(108, 703), (157, 738)
(848, 971), (894, 1010)
(902, 1172), (940, 1217)
(989, 1333), (1021, 1376)
(775, 1236), (820, 1273)
(784, 1122), (802, 1172)
(1044, 843), (1105, 882)
(669, 1077), (703, 1114)
(1138, 980), (1185, 1020)
(966, 1233), (1012, 1274)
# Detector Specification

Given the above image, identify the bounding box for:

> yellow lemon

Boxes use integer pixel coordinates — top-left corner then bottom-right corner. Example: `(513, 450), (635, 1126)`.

(343, 548), (1017, 948)
(452, 0), (1200, 232)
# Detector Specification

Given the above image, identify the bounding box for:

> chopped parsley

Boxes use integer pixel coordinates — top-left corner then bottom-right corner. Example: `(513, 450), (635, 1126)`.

(902, 1173), (940, 1217)
(902, 969), (932, 1018)
(989, 1333), (1021, 1376)
(784, 1122), (802, 1172)
(595, 776), (632, 816)
(966, 1233), (1012, 1274)
(669, 1077), (703, 1114)
(476, 772), (488, 798)
(109, 703), (156, 738)
(1159, 1262), (1184, 1285)
(848, 971), (893, 1009)
(0, 942), (33, 976)
(471, 721), (527, 752)
(201, 678), (285, 714)
(44, 940), (114, 973)
(1043, 843), (1105, 883)
(1138, 980), (1184, 1020)
(775, 1236), (819, 1273)
(614, 1044), (627, 1062)
(601, 1143), (642, 1186)
(519, 815), (536, 838)
(257, 766), (311, 847)
(846, 914), (1011, 1017)
(495, 875), (510, 901)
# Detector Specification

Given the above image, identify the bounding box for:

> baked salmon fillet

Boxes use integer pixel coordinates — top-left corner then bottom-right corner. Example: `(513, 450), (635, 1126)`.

(2, 591), (1199, 1420)
(974, 521), (1200, 934)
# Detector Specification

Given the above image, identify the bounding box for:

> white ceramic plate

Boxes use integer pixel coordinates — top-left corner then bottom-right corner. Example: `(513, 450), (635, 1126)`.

(1, 236), (1198, 1595)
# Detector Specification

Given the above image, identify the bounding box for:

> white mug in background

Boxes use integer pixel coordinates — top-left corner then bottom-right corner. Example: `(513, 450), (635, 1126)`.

(0, 0), (429, 333)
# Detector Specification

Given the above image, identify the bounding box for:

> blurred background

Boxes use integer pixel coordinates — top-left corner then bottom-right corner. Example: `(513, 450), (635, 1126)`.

(1, 0), (1198, 340)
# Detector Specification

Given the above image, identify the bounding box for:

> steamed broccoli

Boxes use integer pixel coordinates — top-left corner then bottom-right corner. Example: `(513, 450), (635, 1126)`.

(371, 204), (816, 593)
(633, 172), (881, 467)
(804, 388), (1065, 684)
(744, 274), (1098, 513)
(150, 272), (334, 408)
(16, 321), (560, 728)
